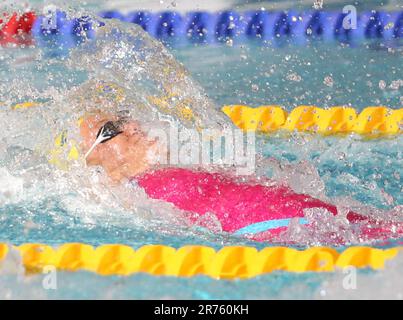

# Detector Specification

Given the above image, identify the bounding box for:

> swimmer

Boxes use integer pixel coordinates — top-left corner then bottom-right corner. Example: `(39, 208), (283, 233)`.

(81, 112), (159, 182)
(80, 112), (403, 243)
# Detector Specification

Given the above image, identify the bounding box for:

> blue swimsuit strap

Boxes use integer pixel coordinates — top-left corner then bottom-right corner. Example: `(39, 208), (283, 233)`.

(234, 218), (309, 235)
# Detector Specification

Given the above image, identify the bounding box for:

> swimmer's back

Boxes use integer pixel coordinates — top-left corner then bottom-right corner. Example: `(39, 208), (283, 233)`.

(136, 168), (340, 234)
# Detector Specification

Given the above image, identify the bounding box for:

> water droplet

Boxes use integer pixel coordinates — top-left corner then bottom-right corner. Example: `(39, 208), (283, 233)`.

(225, 38), (233, 46)
(389, 79), (402, 90)
(286, 72), (302, 82)
(323, 76), (334, 87)
(313, 0), (324, 10)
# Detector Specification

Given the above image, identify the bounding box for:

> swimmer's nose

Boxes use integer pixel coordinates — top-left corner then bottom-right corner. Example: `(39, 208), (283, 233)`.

(85, 121), (123, 160)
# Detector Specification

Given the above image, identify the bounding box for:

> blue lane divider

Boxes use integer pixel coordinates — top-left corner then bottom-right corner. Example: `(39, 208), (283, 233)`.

(186, 11), (216, 43)
(215, 11), (241, 41)
(156, 11), (185, 39)
(31, 10), (98, 53)
(125, 11), (154, 32)
(395, 12), (403, 38)
(245, 11), (270, 39)
(30, 10), (403, 49)
(98, 10), (126, 21)
(32, 11), (76, 49)
(97, 10), (403, 44)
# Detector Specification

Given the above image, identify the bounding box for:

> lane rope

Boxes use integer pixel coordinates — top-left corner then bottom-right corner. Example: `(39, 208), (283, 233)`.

(222, 105), (403, 135)
(0, 243), (401, 278)
(1, 10), (402, 47)
(100, 10), (403, 43)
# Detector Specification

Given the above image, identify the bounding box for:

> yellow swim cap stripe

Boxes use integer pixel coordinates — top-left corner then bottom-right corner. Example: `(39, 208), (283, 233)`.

(11, 102), (39, 110)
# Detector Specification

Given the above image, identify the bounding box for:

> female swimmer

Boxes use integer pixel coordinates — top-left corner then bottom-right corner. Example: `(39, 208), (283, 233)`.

(79, 112), (403, 243)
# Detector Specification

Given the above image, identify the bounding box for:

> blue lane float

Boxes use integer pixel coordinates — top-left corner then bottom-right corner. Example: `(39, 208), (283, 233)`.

(28, 10), (403, 49)
(31, 10), (97, 53)
(97, 10), (403, 44)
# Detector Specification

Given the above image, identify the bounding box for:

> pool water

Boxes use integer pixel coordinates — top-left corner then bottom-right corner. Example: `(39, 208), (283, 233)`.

(172, 42), (403, 211)
(172, 42), (403, 110)
(0, 5), (402, 299)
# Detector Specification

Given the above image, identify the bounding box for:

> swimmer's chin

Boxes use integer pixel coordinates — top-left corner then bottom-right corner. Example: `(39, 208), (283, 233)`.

(104, 163), (152, 184)
(83, 150), (155, 183)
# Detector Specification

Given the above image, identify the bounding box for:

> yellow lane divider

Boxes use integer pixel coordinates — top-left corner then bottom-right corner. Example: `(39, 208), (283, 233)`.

(0, 244), (401, 279)
(222, 105), (403, 135)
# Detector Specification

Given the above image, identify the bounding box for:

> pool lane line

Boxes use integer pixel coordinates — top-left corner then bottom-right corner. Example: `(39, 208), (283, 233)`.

(1, 10), (402, 47)
(222, 105), (403, 136)
(0, 243), (401, 279)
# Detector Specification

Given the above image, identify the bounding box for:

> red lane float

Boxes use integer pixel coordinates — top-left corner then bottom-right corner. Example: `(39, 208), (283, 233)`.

(0, 12), (36, 46)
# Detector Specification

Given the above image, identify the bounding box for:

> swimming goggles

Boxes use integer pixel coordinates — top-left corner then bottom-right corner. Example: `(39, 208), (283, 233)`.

(84, 120), (124, 159)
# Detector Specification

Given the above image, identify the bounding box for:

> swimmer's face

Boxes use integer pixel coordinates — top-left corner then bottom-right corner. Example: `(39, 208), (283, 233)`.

(80, 113), (158, 182)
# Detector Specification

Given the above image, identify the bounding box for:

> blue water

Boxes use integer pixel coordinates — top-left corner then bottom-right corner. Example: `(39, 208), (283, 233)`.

(259, 135), (403, 209)
(0, 10), (402, 299)
(0, 271), (353, 299)
(172, 42), (403, 111)
(172, 42), (403, 210)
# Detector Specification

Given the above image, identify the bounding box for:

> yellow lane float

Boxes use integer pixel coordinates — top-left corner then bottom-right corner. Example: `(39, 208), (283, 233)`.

(0, 243), (401, 279)
(222, 105), (403, 135)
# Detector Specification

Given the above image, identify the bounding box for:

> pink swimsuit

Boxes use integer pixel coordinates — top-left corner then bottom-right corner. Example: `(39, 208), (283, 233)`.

(136, 168), (402, 242)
